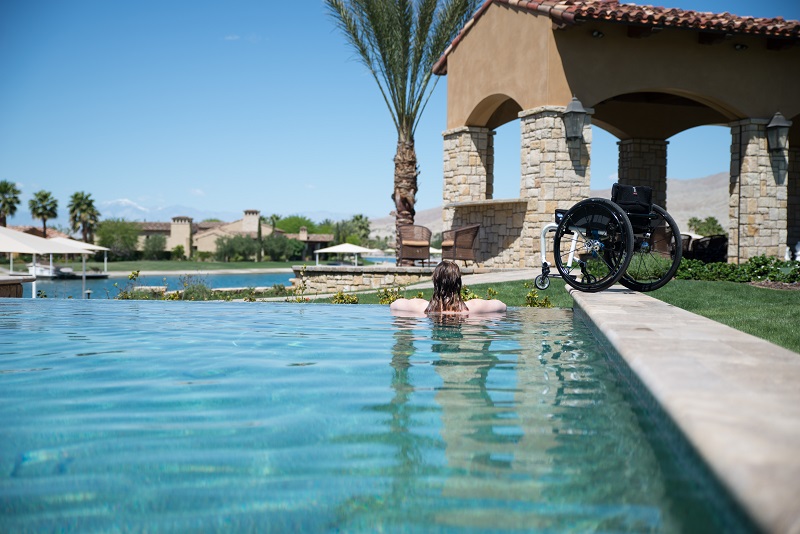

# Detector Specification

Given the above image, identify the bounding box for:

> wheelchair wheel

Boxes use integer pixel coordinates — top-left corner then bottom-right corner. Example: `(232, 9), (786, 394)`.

(553, 198), (633, 292)
(534, 274), (550, 290)
(619, 204), (682, 292)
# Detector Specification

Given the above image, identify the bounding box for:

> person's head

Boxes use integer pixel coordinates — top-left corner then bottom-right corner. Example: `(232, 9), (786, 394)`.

(425, 261), (468, 314)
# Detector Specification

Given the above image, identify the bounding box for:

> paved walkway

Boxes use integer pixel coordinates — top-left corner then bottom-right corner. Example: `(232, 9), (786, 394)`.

(570, 287), (800, 534)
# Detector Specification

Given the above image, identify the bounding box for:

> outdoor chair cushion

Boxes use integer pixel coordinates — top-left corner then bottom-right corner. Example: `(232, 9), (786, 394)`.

(402, 240), (429, 247)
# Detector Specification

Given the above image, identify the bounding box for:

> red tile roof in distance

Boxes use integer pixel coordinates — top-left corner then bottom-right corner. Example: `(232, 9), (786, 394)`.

(433, 0), (800, 74)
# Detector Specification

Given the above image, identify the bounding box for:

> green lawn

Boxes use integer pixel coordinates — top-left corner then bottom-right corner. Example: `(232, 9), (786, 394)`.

(648, 280), (800, 353)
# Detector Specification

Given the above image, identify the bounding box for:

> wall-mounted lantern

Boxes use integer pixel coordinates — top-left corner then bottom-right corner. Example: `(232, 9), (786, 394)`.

(766, 111), (791, 153)
(563, 97), (588, 141)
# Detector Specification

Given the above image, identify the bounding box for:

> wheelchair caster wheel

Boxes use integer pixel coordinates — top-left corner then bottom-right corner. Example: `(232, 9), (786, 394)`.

(534, 274), (550, 290)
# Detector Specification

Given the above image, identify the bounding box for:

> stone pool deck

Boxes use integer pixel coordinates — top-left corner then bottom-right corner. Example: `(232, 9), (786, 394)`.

(570, 286), (800, 534)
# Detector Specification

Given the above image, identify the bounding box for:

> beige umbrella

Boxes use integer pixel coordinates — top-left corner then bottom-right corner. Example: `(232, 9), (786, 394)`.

(0, 226), (90, 298)
(313, 243), (374, 266)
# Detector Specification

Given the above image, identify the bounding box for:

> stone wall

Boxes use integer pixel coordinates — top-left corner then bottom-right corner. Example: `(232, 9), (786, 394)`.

(440, 107), (592, 268)
(617, 139), (668, 209)
(729, 119), (788, 263)
(788, 147), (800, 257)
(291, 266), (437, 294)
(520, 106), (592, 233)
(442, 126), (494, 205)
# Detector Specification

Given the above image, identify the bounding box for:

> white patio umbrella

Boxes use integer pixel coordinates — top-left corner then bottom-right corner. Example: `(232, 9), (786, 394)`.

(314, 243), (375, 266)
(49, 237), (111, 273)
(0, 226), (90, 298)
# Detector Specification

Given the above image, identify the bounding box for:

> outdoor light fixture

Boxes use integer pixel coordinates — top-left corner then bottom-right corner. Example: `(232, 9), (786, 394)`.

(766, 111), (791, 153)
(591, 30), (604, 38)
(563, 97), (588, 141)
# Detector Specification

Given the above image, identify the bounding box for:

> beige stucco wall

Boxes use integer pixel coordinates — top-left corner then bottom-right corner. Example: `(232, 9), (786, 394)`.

(445, 3), (800, 138)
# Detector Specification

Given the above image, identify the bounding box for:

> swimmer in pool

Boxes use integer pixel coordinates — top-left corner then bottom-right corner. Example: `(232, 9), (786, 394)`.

(389, 260), (507, 315)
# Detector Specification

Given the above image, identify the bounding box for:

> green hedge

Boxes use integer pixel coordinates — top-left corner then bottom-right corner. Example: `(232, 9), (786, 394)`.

(675, 255), (800, 283)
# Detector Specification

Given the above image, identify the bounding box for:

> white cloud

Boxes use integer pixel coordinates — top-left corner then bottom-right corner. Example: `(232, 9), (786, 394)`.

(224, 34), (240, 41)
(304, 184), (316, 190)
(101, 198), (150, 212)
(190, 188), (205, 197)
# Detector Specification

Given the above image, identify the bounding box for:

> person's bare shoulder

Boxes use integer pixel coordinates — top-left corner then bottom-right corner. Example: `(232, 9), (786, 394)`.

(390, 298), (429, 315)
(465, 298), (507, 314)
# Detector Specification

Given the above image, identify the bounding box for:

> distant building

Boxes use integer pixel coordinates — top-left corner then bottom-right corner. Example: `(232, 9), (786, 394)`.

(135, 210), (334, 258)
(137, 210), (281, 256)
(285, 226), (335, 258)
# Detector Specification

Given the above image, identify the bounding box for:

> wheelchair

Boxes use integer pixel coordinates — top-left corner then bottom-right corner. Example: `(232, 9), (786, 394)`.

(535, 183), (682, 293)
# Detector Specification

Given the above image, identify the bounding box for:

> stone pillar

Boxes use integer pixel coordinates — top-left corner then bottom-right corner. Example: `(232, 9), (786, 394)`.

(442, 126), (494, 229)
(617, 139), (668, 209)
(519, 106), (591, 256)
(787, 147), (800, 258)
(729, 119), (788, 263)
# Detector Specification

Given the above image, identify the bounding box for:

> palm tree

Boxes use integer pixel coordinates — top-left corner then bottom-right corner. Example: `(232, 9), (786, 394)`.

(68, 191), (101, 243)
(28, 190), (58, 237)
(325, 0), (479, 263)
(0, 180), (21, 227)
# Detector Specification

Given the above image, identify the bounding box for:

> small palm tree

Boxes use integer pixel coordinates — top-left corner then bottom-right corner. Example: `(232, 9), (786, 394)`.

(0, 180), (21, 227)
(68, 191), (101, 242)
(325, 0), (479, 263)
(29, 190), (58, 237)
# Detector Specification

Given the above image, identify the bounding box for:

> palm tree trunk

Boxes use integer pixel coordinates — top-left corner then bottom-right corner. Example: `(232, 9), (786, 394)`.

(393, 140), (419, 266)
(41, 219), (47, 238)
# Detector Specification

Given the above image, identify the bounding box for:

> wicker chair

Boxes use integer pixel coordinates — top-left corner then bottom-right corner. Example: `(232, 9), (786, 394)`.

(398, 225), (432, 265)
(441, 224), (480, 265)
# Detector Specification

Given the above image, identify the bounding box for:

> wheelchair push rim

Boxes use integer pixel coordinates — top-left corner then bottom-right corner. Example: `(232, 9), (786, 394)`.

(553, 198), (634, 292)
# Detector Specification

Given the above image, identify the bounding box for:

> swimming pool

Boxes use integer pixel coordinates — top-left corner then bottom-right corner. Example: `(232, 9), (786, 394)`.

(0, 302), (752, 532)
(21, 271), (294, 299)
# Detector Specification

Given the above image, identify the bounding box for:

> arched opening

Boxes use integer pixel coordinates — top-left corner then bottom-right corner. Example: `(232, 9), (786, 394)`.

(464, 94), (523, 200)
(492, 121), (522, 200)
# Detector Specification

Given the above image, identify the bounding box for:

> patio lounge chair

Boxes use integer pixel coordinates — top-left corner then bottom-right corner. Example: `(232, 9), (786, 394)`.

(442, 224), (480, 265)
(398, 225), (432, 265)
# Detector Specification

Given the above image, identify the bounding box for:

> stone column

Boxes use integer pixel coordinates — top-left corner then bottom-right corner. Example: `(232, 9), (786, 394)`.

(617, 139), (668, 209)
(787, 147), (800, 258)
(519, 106), (591, 263)
(729, 119), (788, 263)
(442, 126), (494, 229)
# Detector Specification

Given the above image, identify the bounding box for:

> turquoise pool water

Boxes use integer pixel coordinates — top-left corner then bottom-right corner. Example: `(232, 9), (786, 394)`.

(22, 271), (294, 299)
(0, 302), (752, 532)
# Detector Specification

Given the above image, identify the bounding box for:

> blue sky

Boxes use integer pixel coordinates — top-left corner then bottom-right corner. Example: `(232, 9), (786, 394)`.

(1, 0), (798, 227)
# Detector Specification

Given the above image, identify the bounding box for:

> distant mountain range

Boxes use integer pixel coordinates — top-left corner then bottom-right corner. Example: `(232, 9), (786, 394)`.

(369, 172), (729, 239)
(9, 198), (357, 230)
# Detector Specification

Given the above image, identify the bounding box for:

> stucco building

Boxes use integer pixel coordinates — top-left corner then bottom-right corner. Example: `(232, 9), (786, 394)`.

(138, 210), (279, 256)
(434, 0), (799, 266)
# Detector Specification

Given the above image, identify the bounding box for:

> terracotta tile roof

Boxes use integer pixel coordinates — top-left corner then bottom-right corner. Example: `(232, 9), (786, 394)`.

(284, 233), (335, 243)
(9, 226), (71, 239)
(433, 0), (800, 74)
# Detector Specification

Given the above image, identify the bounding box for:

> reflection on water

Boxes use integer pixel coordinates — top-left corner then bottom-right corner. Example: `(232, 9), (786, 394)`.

(0, 302), (752, 533)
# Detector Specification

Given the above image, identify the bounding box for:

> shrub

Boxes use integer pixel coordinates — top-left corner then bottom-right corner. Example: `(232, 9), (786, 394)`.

(675, 255), (800, 283)
(523, 282), (553, 308)
(142, 235), (167, 260)
(331, 291), (358, 304)
(96, 218), (140, 260)
(179, 274), (213, 301)
(377, 287), (403, 304)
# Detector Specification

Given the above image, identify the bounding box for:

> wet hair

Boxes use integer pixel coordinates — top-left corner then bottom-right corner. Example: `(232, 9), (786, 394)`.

(425, 261), (468, 314)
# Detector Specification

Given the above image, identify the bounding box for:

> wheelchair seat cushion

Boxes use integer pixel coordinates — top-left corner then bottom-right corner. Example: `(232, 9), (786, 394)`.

(612, 183), (653, 214)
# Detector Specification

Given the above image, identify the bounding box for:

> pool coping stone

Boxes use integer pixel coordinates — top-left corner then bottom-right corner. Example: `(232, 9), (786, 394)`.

(570, 286), (800, 534)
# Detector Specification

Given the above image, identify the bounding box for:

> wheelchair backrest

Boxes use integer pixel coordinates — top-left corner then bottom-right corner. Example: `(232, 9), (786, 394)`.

(611, 183), (653, 214)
